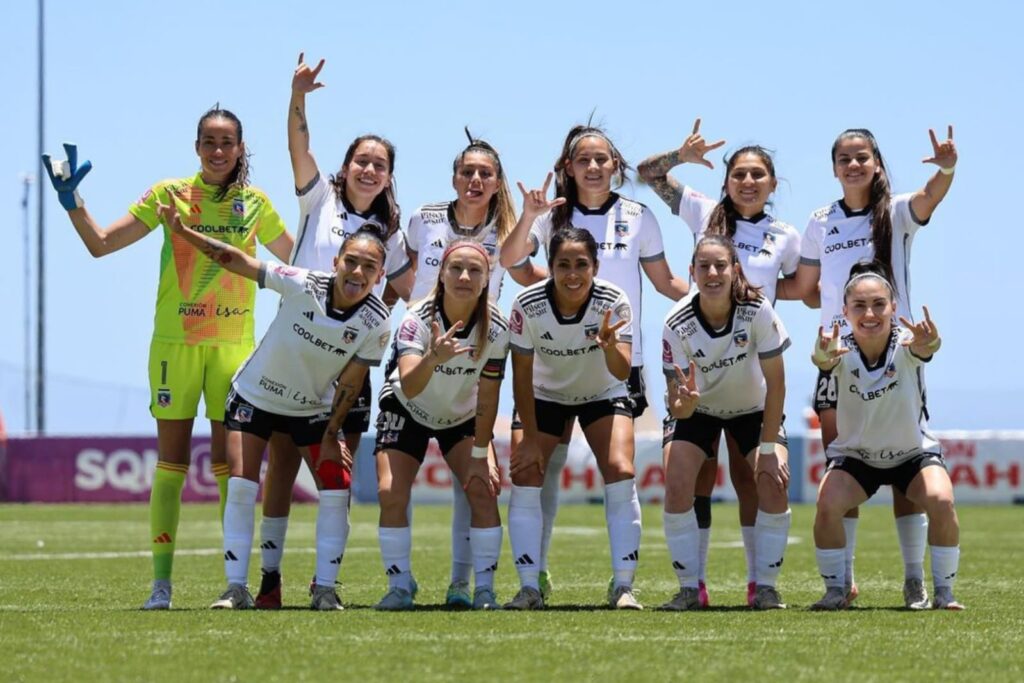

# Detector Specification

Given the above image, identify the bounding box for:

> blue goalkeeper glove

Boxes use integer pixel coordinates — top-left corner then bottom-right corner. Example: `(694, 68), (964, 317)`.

(42, 143), (93, 211)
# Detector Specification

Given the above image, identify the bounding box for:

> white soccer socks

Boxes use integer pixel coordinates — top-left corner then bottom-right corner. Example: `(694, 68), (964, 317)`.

(508, 485), (542, 589)
(314, 490), (350, 588)
(378, 526), (413, 591)
(843, 517), (858, 587)
(223, 477), (259, 586)
(470, 526), (503, 590)
(754, 509), (791, 587)
(605, 479), (642, 588)
(664, 509), (700, 588)
(259, 516), (289, 573)
(539, 443), (569, 571)
(815, 547), (846, 589)
(896, 513), (928, 581)
(449, 481), (473, 584)
(931, 545), (960, 590)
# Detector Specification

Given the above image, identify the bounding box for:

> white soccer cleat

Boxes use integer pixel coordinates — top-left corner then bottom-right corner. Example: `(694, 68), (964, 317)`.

(903, 578), (930, 610)
(609, 584), (644, 610)
(659, 587), (701, 611)
(811, 586), (848, 611)
(751, 585), (787, 610)
(210, 583), (254, 610)
(503, 586), (544, 610)
(932, 587), (965, 611)
(142, 580), (172, 610)
(310, 584), (344, 611)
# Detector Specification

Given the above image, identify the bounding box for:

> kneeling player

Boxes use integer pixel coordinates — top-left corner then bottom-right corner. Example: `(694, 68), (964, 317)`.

(159, 200), (390, 611)
(373, 241), (508, 611)
(506, 227), (642, 611)
(811, 264), (962, 610)
(661, 235), (791, 610)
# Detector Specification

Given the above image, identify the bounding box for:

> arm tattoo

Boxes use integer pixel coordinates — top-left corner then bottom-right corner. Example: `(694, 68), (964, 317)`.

(293, 105), (308, 135)
(649, 175), (683, 211)
(639, 149), (683, 210)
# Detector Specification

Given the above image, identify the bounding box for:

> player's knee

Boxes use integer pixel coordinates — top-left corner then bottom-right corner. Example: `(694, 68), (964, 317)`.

(377, 484), (410, 515)
(316, 459), (351, 491)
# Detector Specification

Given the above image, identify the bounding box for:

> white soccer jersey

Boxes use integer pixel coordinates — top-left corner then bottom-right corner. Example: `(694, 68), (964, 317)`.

(662, 292), (790, 418)
(510, 278), (632, 405)
(676, 185), (801, 302)
(380, 299), (510, 428)
(292, 172), (411, 298)
(406, 201), (513, 303)
(826, 328), (940, 467)
(231, 263), (391, 416)
(528, 193), (666, 366)
(800, 193), (926, 332)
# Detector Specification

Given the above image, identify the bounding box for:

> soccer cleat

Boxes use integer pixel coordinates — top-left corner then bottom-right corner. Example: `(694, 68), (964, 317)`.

(310, 584), (344, 611)
(609, 584), (643, 610)
(445, 580), (472, 609)
(903, 578), (930, 610)
(142, 580), (172, 610)
(374, 587), (414, 612)
(409, 576), (419, 600)
(811, 586), (848, 611)
(845, 581), (859, 604)
(254, 570), (282, 610)
(210, 583), (254, 610)
(746, 581), (757, 607)
(932, 587), (965, 611)
(538, 570), (553, 600)
(503, 586), (544, 610)
(659, 587), (701, 611)
(472, 587), (502, 611)
(698, 580), (710, 608)
(751, 585), (787, 610)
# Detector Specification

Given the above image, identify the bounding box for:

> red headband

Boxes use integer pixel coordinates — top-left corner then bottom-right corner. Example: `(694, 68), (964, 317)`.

(442, 241), (491, 270)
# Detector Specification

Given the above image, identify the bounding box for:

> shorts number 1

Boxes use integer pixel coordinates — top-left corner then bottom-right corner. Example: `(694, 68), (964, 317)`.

(160, 360), (168, 385)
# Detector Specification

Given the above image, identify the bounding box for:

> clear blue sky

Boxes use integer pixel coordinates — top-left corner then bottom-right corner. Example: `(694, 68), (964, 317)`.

(1, 0), (1020, 434)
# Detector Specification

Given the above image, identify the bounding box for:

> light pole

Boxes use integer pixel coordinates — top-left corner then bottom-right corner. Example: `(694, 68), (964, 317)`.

(20, 174), (34, 433)
(36, 0), (45, 433)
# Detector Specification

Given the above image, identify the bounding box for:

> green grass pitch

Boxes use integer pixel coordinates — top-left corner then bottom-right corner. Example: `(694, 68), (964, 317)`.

(0, 503), (1021, 682)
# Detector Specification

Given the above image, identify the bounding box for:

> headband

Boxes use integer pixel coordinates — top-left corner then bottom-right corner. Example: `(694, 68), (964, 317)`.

(568, 129), (614, 157)
(442, 241), (491, 270)
(845, 271), (892, 293)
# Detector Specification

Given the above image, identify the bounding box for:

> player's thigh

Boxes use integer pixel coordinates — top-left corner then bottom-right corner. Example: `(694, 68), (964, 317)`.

(203, 342), (253, 422)
(149, 340), (203, 421)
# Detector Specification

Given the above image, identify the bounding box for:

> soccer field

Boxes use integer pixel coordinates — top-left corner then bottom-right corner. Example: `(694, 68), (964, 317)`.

(0, 503), (1020, 682)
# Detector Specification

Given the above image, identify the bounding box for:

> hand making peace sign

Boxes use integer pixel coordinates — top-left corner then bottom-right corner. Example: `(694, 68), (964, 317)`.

(668, 360), (701, 419)
(427, 320), (471, 364)
(595, 309), (628, 351)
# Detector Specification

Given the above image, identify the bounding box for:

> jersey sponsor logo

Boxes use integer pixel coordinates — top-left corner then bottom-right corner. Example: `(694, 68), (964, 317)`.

(597, 242), (628, 252)
(614, 221), (629, 236)
(232, 199), (245, 217)
(733, 330), (749, 348)
(735, 240), (771, 256)
(510, 309), (524, 334)
(737, 307), (757, 323)
(303, 311), (314, 321)
(424, 256), (441, 267)
(273, 265), (300, 277)
(433, 364), (477, 377)
(824, 237), (871, 254)
(621, 202), (642, 218)
(157, 389), (171, 407)
(292, 323), (348, 355)
(584, 324), (599, 340)
(849, 379), (899, 401)
(357, 308), (383, 330)
(398, 319), (419, 342)
(698, 352), (746, 373)
(662, 339), (672, 364)
(827, 226), (840, 236)
(538, 345), (600, 358)
(342, 326), (360, 344)
(541, 331), (554, 341)
(421, 211), (446, 225)
(523, 301), (549, 317)
(259, 376), (286, 396)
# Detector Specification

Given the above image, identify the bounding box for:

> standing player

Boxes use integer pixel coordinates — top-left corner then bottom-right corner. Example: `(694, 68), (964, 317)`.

(405, 133), (543, 608)
(373, 241), (509, 611)
(788, 126), (957, 608)
(41, 108), (293, 610)
(506, 228), (641, 610)
(159, 198), (391, 611)
(638, 119), (801, 606)
(660, 235), (791, 610)
(811, 266), (961, 610)
(500, 124), (688, 599)
(253, 54), (413, 609)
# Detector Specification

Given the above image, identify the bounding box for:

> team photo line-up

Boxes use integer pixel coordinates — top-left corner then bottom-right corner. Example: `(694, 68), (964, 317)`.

(41, 53), (962, 613)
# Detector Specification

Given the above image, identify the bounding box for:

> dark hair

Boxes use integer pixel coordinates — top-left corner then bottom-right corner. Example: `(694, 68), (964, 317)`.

(196, 104), (249, 202)
(843, 259), (896, 304)
(691, 234), (762, 303)
(831, 129), (896, 295)
(547, 226), (599, 268)
(551, 125), (631, 231)
(337, 223), (387, 261)
(429, 240), (492, 352)
(451, 131), (516, 244)
(330, 135), (401, 238)
(706, 146), (776, 239)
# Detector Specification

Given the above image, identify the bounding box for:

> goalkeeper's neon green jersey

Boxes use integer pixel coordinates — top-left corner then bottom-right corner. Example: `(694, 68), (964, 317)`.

(129, 173), (287, 346)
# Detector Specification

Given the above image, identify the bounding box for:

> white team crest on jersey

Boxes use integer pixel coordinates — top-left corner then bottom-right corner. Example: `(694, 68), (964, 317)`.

(733, 330), (749, 348)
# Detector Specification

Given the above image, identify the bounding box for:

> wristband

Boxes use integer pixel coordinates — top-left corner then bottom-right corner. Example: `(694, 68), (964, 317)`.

(759, 442), (776, 456)
(471, 446), (489, 460)
(939, 165), (955, 176)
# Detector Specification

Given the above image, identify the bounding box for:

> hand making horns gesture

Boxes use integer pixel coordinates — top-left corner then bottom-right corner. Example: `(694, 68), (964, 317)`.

(679, 118), (726, 169)
(293, 52), (326, 95)
(516, 171), (567, 219)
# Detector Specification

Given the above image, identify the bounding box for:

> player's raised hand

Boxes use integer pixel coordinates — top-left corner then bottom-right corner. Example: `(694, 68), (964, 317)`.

(922, 125), (956, 170)
(899, 306), (941, 355)
(155, 193), (185, 236)
(668, 360), (700, 419)
(679, 118), (726, 169)
(292, 52), (326, 94)
(428, 320), (470, 364)
(41, 143), (92, 211)
(516, 172), (567, 219)
(596, 309), (627, 350)
(812, 323), (848, 370)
